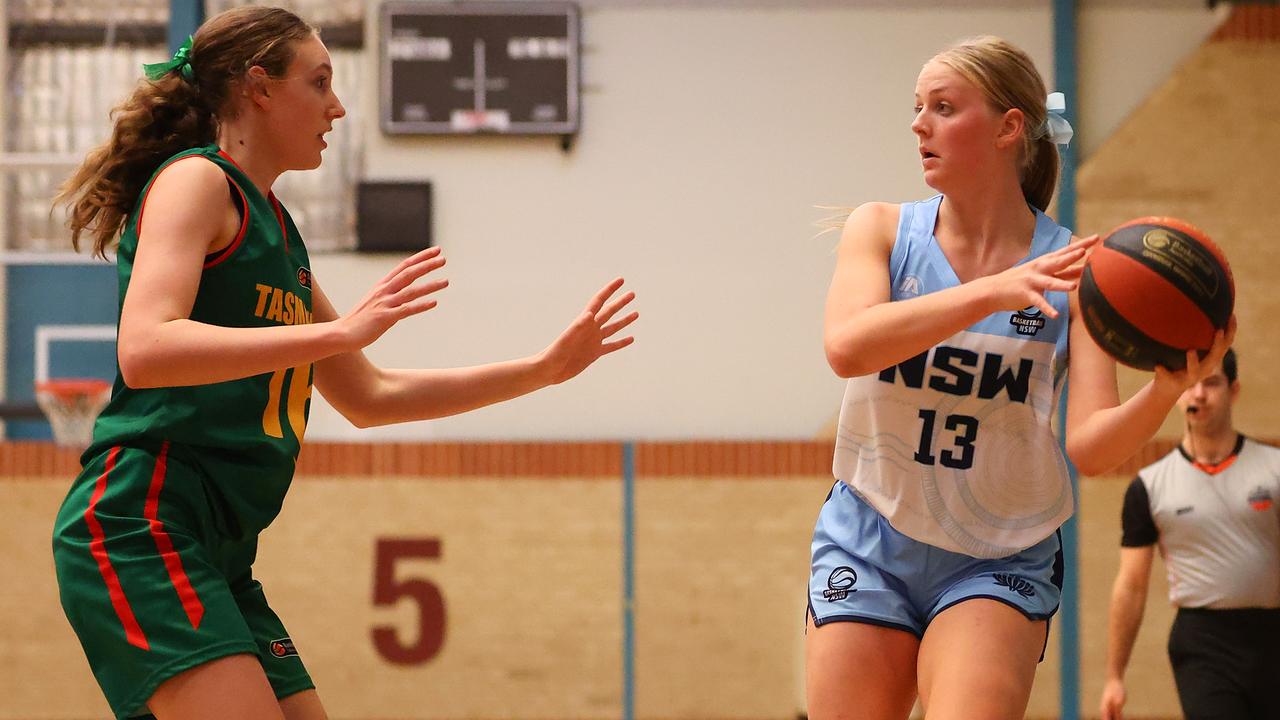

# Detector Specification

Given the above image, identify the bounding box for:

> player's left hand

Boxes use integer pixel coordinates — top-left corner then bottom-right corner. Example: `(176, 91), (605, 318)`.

(1153, 315), (1236, 395)
(537, 278), (638, 385)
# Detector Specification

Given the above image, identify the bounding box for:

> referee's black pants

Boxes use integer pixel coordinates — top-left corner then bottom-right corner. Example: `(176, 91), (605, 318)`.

(1169, 607), (1280, 720)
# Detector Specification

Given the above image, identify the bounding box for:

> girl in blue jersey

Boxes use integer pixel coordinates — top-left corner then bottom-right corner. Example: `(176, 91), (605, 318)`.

(807, 36), (1233, 719)
(54, 7), (636, 720)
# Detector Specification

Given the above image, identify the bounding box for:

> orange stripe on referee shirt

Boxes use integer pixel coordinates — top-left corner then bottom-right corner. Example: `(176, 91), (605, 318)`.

(145, 441), (204, 630)
(84, 446), (150, 650)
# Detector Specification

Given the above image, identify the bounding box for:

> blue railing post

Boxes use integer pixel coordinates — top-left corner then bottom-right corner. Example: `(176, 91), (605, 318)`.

(1053, 1), (1081, 717)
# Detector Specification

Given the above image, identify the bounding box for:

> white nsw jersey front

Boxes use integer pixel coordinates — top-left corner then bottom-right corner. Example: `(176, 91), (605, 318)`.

(834, 195), (1074, 559)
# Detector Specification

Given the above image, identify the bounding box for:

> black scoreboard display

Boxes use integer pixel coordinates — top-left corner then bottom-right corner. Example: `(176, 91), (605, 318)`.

(380, 1), (580, 137)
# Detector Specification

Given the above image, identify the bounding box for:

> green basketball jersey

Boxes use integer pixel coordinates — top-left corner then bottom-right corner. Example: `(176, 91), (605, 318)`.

(86, 145), (314, 537)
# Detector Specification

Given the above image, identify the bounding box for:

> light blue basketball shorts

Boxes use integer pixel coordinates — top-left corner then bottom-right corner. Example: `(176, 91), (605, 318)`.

(808, 481), (1063, 640)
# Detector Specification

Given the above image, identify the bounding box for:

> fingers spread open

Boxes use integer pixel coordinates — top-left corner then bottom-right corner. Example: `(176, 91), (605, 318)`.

(390, 278), (449, 308)
(596, 291), (636, 325)
(601, 311), (639, 339)
(601, 336), (635, 355)
(388, 246), (442, 278)
(586, 278), (627, 314)
(386, 252), (447, 294)
(397, 297), (439, 318)
(1029, 292), (1059, 319)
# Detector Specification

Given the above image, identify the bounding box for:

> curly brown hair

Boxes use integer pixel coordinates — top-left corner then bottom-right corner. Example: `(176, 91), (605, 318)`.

(56, 6), (316, 258)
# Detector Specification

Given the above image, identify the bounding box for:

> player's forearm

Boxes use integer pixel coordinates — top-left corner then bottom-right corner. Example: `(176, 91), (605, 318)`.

(1105, 584), (1147, 681)
(348, 357), (554, 427)
(825, 280), (1000, 378)
(118, 318), (352, 388)
(1067, 380), (1181, 476)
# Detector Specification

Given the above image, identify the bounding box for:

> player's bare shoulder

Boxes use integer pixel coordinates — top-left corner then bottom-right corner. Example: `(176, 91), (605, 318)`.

(838, 202), (900, 258)
(145, 155), (233, 210)
(138, 155), (239, 255)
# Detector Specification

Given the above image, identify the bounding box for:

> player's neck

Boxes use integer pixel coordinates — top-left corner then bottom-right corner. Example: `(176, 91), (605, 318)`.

(936, 180), (1035, 254)
(215, 126), (283, 198)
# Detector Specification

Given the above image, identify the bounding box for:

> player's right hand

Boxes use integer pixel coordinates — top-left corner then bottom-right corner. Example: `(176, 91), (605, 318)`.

(1099, 678), (1126, 720)
(979, 234), (1098, 319)
(341, 246), (448, 349)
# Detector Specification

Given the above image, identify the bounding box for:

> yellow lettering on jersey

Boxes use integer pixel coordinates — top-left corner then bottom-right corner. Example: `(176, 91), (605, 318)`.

(298, 297), (312, 325)
(253, 284), (310, 325)
(266, 288), (284, 322)
(261, 368), (286, 438)
(254, 284), (272, 317)
(286, 363), (312, 443)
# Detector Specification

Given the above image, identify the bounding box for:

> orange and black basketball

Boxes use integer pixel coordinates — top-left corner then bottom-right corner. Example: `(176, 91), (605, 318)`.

(1079, 217), (1233, 371)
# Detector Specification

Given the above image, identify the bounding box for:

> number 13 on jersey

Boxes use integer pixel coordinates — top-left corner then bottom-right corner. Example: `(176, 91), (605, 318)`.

(915, 409), (979, 470)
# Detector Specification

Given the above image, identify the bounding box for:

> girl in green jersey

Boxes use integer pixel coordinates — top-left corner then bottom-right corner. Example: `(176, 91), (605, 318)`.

(53, 7), (636, 719)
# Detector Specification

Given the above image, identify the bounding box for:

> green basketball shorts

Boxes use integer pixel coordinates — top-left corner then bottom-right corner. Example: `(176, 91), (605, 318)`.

(51, 441), (313, 719)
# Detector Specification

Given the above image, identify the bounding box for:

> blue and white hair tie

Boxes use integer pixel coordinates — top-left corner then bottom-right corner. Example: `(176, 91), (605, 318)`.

(1041, 91), (1074, 146)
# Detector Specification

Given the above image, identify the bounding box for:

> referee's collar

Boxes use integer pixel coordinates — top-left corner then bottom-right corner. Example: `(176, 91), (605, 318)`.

(1178, 433), (1245, 475)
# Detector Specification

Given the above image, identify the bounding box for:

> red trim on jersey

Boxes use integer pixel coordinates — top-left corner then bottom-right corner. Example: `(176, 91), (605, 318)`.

(203, 177), (250, 269)
(216, 149), (245, 172)
(144, 440), (205, 630)
(84, 446), (151, 651)
(1180, 434), (1245, 475)
(1192, 454), (1238, 475)
(216, 149), (290, 251)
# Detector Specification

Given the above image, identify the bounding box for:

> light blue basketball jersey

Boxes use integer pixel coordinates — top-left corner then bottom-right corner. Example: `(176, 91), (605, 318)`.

(833, 195), (1074, 558)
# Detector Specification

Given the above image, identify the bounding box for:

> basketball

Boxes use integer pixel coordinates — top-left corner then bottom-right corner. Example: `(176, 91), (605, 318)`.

(1079, 217), (1234, 371)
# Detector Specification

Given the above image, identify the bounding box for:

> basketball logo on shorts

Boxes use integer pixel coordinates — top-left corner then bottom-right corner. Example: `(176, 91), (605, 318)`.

(992, 573), (1036, 598)
(296, 267), (312, 288)
(823, 566), (858, 601)
(269, 637), (299, 659)
(1009, 306), (1046, 336)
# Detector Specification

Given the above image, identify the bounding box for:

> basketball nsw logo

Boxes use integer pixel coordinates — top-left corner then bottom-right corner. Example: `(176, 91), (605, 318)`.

(823, 566), (858, 601)
(1009, 306), (1046, 336)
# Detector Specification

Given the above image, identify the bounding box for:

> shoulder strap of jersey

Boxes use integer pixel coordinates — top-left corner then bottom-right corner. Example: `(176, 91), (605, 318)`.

(888, 195), (942, 288)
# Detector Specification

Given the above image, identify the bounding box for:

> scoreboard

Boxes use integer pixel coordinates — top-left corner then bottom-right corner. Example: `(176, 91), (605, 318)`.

(379, 1), (581, 137)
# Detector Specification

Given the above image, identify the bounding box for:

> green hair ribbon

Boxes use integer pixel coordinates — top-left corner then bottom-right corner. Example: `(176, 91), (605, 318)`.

(143, 36), (195, 83)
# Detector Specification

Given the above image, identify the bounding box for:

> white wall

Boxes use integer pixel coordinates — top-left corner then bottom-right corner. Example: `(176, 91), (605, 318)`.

(296, 2), (1216, 440)
(0, 5), (1224, 440)
(309, 4), (1036, 440)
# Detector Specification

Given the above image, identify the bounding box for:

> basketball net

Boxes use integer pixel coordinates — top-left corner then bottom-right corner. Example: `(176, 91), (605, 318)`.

(35, 379), (111, 449)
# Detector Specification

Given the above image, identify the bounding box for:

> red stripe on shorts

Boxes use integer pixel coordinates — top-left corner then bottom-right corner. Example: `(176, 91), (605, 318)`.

(145, 440), (205, 630)
(84, 446), (150, 650)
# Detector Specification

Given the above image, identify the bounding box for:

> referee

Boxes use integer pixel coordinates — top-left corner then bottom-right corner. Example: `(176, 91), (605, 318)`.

(1100, 350), (1280, 720)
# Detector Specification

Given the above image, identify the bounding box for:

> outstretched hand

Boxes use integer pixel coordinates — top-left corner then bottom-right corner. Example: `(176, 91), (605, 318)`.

(341, 246), (449, 350)
(1153, 315), (1237, 395)
(984, 234), (1099, 318)
(538, 278), (638, 385)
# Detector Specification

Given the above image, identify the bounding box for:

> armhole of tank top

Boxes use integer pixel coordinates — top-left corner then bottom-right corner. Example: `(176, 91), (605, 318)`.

(267, 192), (289, 253)
(886, 202), (912, 288)
(203, 175), (250, 269)
(134, 154), (211, 240)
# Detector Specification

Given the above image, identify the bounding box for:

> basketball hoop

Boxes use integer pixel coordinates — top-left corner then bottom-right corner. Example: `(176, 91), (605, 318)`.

(35, 379), (111, 449)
